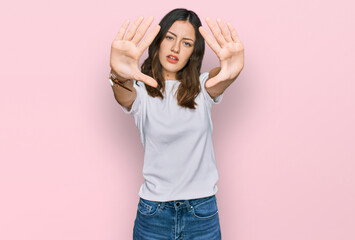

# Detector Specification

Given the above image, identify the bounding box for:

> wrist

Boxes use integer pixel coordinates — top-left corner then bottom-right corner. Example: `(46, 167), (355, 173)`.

(109, 69), (133, 92)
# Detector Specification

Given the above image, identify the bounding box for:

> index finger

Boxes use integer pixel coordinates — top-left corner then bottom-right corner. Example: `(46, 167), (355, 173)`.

(198, 26), (221, 54)
(138, 24), (161, 53)
(131, 16), (154, 45)
(205, 17), (226, 47)
(114, 19), (130, 41)
(226, 22), (241, 43)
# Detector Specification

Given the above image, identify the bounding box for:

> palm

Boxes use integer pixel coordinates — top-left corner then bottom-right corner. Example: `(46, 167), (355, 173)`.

(217, 42), (244, 80)
(110, 16), (161, 88)
(111, 41), (141, 79)
(199, 18), (244, 88)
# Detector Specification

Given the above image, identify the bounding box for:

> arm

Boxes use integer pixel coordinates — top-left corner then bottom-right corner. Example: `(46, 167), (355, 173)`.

(199, 18), (245, 99)
(110, 70), (137, 110)
(205, 66), (241, 99)
(109, 16), (160, 110)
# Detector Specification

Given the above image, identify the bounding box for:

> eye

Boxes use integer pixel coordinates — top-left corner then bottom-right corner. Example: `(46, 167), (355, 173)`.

(166, 36), (173, 40)
(184, 42), (192, 47)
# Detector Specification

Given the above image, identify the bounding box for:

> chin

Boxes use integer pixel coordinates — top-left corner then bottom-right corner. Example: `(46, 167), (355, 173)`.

(162, 66), (180, 75)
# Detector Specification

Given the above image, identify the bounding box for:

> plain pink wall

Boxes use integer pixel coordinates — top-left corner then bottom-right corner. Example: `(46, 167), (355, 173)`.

(1, 0), (354, 239)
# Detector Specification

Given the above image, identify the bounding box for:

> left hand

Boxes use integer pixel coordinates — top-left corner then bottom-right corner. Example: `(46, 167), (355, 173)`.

(199, 17), (244, 88)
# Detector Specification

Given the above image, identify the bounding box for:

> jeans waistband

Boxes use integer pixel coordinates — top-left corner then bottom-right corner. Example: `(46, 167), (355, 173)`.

(140, 194), (216, 210)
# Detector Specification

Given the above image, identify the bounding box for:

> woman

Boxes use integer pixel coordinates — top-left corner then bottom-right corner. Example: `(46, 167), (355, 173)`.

(109, 8), (244, 240)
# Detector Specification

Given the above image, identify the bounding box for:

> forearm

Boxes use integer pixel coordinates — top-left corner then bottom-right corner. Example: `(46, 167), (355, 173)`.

(110, 69), (136, 106)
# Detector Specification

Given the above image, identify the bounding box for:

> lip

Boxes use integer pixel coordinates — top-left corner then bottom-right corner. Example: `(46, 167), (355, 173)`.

(167, 55), (179, 61)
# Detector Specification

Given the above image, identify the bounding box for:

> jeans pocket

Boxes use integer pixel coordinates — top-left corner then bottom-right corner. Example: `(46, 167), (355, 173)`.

(137, 198), (161, 217)
(191, 195), (219, 220)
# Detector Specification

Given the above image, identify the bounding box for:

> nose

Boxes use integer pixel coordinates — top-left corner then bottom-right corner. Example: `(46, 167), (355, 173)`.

(171, 41), (180, 53)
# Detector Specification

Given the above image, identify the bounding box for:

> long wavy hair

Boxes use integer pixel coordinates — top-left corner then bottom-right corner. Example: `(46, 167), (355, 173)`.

(140, 8), (205, 109)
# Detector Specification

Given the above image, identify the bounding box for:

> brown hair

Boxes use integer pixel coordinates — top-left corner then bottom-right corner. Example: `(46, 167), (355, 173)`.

(140, 8), (205, 109)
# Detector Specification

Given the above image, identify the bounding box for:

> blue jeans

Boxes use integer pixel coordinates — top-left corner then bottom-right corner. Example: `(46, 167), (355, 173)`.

(133, 194), (221, 240)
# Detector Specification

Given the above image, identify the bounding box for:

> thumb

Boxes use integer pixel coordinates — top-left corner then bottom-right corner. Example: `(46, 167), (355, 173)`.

(134, 71), (158, 88)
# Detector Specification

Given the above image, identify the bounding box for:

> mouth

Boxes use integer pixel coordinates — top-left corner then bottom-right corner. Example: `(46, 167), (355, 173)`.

(167, 55), (179, 63)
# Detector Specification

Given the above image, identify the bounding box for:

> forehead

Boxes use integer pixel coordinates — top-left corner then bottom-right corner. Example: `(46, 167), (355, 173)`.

(167, 20), (195, 40)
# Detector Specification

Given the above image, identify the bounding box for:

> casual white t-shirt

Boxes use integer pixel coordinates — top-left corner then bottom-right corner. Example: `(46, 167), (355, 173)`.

(120, 72), (223, 201)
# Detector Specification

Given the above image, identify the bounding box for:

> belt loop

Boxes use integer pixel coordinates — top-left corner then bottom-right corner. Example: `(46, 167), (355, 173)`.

(185, 199), (193, 212)
(160, 201), (165, 210)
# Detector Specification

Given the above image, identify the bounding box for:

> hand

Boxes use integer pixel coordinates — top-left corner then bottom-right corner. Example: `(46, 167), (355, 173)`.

(110, 16), (161, 88)
(199, 17), (244, 88)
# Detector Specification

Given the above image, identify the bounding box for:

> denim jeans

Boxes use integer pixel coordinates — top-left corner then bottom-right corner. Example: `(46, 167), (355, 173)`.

(133, 194), (221, 240)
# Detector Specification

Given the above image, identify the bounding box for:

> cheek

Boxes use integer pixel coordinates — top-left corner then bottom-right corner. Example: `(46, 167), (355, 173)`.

(159, 40), (169, 52)
(182, 49), (194, 63)
(159, 42), (169, 58)
(158, 47), (165, 60)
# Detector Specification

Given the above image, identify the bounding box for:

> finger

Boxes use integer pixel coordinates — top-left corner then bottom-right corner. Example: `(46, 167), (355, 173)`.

(138, 25), (161, 54)
(226, 22), (241, 43)
(216, 18), (232, 42)
(205, 17), (226, 47)
(114, 19), (130, 41)
(124, 16), (144, 41)
(205, 75), (222, 88)
(133, 71), (158, 88)
(131, 16), (154, 46)
(199, 26), (221, 54)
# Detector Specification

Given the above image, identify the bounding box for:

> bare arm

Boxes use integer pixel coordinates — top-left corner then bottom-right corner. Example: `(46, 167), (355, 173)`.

(110, 73), (137, 110)
(199, 18), (244, 97)
(109, 16), (160, 110)
(205, 67), (240, 99)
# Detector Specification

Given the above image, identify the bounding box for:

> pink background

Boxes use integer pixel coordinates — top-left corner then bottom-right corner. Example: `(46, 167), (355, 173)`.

(1, 0), (354, 239)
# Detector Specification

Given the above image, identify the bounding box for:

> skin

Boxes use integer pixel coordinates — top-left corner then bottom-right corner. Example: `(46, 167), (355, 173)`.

(110, 15), (244, 108)
(198, 17), (244, 98)
(158, 20), (195, 80)
(110, 16), (160, 88)
(157, 17), (245, 99)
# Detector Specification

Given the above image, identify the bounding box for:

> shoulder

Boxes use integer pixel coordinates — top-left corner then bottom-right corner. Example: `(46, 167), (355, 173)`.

(199, 72), (210, 85)
(199, 71), (224, 105)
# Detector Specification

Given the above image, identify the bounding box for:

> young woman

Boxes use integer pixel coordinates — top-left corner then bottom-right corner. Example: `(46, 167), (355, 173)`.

(109, 8), (244, 240)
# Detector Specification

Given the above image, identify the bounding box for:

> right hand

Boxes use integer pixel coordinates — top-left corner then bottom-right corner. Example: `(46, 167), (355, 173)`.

(110, 16), (161, 88)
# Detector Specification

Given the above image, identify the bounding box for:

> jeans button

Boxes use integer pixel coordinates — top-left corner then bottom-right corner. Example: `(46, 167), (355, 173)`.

(176, 202), (180, 206)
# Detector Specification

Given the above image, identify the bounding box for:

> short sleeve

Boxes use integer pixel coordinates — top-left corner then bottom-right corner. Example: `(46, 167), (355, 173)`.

(119, 80), (145, 115)
(200, 72), (224, 105)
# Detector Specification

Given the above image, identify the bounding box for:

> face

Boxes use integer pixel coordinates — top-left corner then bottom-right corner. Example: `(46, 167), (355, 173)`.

(158, 20), (195, 80)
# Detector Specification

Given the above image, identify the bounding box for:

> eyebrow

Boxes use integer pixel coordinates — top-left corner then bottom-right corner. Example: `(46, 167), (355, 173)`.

(167, 31), (194, 42)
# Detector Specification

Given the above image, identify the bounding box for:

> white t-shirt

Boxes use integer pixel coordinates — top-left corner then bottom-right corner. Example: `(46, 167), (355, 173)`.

(120, 72), (223, 201)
